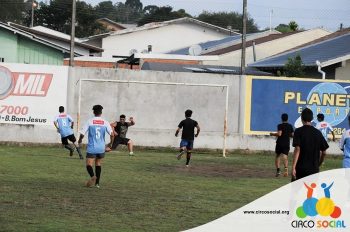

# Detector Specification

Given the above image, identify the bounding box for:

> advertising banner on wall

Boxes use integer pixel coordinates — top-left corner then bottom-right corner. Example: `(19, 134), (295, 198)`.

(244, 76), (350, 137)
(0, 63), (68, 126)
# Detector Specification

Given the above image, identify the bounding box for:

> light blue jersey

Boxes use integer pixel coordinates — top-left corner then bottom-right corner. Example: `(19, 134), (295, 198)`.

(315, 121), (333, 141)
(54, 113), (74, 138)
(339, 129), (350, 168)
(80, 117), (112, 154)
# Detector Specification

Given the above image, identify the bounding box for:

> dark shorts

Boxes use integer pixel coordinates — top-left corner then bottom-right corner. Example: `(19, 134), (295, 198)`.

(180, 139), (194, 150)
(294, 169), (319, 181)
(61, 134), (76, 145)
(275, 144), (290, 156)
(111, 137), (130, 149)
(86, 153), (105, 159)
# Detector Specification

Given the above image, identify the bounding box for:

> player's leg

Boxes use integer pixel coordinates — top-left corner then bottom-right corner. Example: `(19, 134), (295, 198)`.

(282, 153), (289, 177)
(62, 136), (74, 156)
(85, 154), (96, 187)
(95, 154), (104, 188)
(185, 141), (194, 167)
(68, 134), (83, 159)
(177, 140), (187, 160)
(111, 137), (120, 150)
(123, 138), (134, 155)
(275, 145), (281, 177)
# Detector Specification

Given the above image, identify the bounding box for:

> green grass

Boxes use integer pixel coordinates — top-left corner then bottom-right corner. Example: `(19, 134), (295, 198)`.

(0, 145), (343, 232)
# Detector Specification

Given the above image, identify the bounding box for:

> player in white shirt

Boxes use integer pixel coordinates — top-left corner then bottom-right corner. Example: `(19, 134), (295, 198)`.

(339, 116), (350, 168)
(78, 105), (114, 188)
(53, 106), (83, 159)
(315, 113), (335, 142)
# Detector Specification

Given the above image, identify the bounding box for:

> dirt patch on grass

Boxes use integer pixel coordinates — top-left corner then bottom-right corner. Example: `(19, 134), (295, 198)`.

(162, 164), (275, 178)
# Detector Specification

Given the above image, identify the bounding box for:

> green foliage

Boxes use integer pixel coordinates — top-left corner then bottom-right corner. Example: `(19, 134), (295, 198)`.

(284, 53), (305, 77)
(138, 6), (192, 26)
(197, 11), (259, 33)
(275, 21), (299, 33)
(0, 0), (26, 23)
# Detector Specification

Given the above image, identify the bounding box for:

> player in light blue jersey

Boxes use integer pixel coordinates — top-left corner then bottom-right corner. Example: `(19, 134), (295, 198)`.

(315, 113), (335, 142)
(78, 105), (114, 188)
(339, 116), (350, 168)
(54, 106), (83, 159)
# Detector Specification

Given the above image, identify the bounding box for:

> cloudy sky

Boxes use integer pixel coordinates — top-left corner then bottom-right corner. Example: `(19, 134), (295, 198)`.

(83, 0), (350, 31)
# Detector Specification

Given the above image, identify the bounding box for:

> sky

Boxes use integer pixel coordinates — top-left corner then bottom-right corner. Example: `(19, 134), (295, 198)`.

(83, 0), (350, 31)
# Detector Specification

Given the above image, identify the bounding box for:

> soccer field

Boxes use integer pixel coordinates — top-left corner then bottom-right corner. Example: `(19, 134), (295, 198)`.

(0, 145), (342, 232)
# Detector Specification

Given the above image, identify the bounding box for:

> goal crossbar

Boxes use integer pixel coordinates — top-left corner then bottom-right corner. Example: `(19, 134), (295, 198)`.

(76, 79), (229, 157)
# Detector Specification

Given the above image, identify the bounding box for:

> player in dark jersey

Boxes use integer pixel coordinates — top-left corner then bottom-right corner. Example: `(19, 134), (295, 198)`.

(110, 114), (135, 155)
(175, 109), (200, 167)
(270, 113), (294, 177)
(292, 108), (329, 181)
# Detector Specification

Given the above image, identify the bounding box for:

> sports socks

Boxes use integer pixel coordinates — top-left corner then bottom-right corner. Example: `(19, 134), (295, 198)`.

(95, 166), (101, 185)
(86, 165), (94, 177)
(186, 152), (192, 165)
(64, 144), (73, 151)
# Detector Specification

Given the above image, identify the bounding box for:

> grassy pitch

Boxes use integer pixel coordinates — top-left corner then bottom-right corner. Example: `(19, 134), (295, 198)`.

(0, 145), (342, 232)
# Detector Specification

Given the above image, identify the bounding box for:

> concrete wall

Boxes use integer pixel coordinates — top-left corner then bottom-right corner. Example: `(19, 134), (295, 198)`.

(0, 66), (342, 155)
(203, 28), (331, 66)
(335, 60), (350, 80)
(102, 23), (228, 57)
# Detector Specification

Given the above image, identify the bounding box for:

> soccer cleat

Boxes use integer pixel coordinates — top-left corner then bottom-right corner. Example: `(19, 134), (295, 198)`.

(283, 168), (289, 177)
(275, 171), (281, 177)
(79, 155), (84, 160)
(69, 149), (74, 157)
(95, 184), (100, 189)
(129, 152), (134, 156)
(186, 164), (189, 168)
(177, 150), (185, 160)
(86, 176), (97, 187)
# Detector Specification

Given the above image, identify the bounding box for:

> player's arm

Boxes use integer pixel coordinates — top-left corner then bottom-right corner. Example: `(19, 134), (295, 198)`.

(339, 132), (346, 151)
(331, 130), (335, 142)
(319, 150), (326, 167)
(175, 128), (181, 137)
(110, 122), (118, 136)
(270, 130), (282, 137)
(127, 117), (135, 126)
(292, 146), (300, 178)
(107, 124), (114, 148)
(71, 121), (74, 129)
(195, 125), (200, 137)
(78, 134), (84, 144)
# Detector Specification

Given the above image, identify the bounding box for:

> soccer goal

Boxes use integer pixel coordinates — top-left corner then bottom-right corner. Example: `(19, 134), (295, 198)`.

(76, 79), (229, 157)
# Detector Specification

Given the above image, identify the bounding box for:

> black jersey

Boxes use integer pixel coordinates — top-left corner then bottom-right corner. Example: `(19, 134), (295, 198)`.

(178, 118), (198, 140)
(114, 122), (129, 138)
(276, 122), (294, 147)
(293, 125), (329, 173)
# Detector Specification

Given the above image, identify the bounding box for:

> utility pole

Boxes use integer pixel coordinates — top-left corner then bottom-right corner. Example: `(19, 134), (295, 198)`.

(31, 0), (37, 28)
(240, 0), (247, 75)
(69, 0), (77, 67)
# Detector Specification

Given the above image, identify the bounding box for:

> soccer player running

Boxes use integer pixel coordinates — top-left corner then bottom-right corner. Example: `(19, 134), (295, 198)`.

(110, 114), (135, 155)
(339, 116), (350, 168)
(175, 109), (200, 167)
(54, 106), (83, 159)
(270, 113), (294, 177)
(78, 105), (114, 188)
(292, 108), (329, 181)
(315, 113), (335, 142)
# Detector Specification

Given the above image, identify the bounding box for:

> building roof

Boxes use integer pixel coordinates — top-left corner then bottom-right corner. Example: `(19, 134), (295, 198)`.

(141, 62), (272, 76)
(8, 22), (103, 53)
(0, 22), (81, 55)
(110, 17), (239, 37)
(97, 18), (137, 30)
(167, 30), (281, 55)
(248, 31), (350, 68)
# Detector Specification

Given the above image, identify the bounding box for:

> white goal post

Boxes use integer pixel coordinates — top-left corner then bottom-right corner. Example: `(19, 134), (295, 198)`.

(76, 79), (229, 157)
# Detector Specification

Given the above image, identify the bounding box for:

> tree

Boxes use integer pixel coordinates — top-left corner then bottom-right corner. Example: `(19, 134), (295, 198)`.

(124, 0), (143, 23)
(275, 21), (299, 33)
(0, 0), (26, 23)
(284, 54), (305, 77)
(94, 1), (117, 20)
(196, 11), (258, 33)
(138, 6), (191, 26)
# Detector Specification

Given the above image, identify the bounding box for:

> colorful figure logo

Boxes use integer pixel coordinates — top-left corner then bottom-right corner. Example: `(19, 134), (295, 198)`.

(296, 182), (342, 219)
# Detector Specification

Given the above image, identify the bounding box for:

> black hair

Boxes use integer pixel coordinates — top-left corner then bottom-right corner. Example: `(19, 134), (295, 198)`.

(281, 113), (288, 121)
(301, 108), (313, 122)
(59, 106), (64, 113)
(185, 109), (192, 118)
(317, 113), (324, 121)
(92, 105), (103, 115)
(120, 114), (126, 119)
